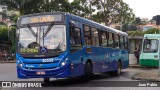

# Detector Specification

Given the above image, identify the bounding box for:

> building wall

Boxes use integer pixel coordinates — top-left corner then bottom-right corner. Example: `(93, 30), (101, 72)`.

(129, 38), (143, 64)
(129, 38), (143, 53)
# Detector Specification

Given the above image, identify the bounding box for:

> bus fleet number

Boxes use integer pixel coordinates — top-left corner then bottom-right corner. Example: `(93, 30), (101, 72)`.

(42, 59), (54, 62)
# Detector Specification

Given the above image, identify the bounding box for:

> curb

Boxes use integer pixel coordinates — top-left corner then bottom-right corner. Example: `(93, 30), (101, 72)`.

(0, 61), (16, 63)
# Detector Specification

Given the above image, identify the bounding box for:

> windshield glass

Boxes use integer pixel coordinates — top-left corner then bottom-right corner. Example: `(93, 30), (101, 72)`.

(18, 25), (66, 54)
(143, 39), (158, 53)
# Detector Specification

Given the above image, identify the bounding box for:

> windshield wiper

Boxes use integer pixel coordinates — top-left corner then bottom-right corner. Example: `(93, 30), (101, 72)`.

(43, 22), (54, 37)
(27, 25), (37, 37)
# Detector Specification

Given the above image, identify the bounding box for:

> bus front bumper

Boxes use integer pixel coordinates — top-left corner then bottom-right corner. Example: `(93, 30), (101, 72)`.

(17, 65), (70, 79)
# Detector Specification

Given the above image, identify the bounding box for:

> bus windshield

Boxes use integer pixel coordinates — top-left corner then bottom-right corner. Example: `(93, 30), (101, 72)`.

(18, 25), (66, 54)
(143, 39), (158, 53)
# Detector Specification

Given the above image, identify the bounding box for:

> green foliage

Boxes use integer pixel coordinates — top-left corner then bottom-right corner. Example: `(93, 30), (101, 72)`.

(92, 0), (135, 26)
(0, 22), (6, 25)
(144, 28), (159, 34)
(0, 28), (8, 44)
(128, 31), (144, 37)
(128, 28), (159, 37)
(2, 0), (135, 26)
(135, 17), (141, 25)
(122, 24), (137, 32)
(10, 27), (16, 53)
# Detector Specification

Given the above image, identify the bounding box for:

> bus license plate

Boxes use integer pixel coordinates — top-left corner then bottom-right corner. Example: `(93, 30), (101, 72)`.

(36, 71), (45, 75)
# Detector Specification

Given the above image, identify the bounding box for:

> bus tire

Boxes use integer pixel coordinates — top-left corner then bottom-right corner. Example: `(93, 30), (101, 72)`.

(115, 61), (121, 76)
(43, 77), (50, 83)
(82, 62), (92, 82)
(109, 61), (121, 76)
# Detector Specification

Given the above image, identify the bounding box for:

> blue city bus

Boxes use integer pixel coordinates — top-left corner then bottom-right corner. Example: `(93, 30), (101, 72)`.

(16, 12), (129, 82)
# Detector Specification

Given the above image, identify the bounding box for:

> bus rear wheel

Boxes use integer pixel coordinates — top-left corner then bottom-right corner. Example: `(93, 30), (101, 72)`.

(109, 61), (121, 76)
(82, 62), (92, 82)
(43, 77), (50, 83)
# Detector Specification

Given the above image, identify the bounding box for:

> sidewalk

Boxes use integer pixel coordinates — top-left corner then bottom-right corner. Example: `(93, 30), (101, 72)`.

(129, 64), (141, 68)
(129, 63), (160, 81)
(132, 68), (160, 81)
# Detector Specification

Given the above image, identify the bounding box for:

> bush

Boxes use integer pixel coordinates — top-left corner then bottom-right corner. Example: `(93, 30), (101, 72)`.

(0, 28), (8, 44)
(128, 28), (159, 37)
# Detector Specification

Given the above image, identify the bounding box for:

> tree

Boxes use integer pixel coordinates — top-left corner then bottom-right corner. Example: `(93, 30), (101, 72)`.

(122, 24), (137, 32)
(70, 0), (89, 17)
(0, 28), (8, 44)
(1, 0), (46, 15)
(76, 0), (96, 19)
(92, 0), (134, 26)
(135, 17), (141, 25)
(9, 27), (16, 53)
(144, 28), (159, 34)
(1, 0), (29, 14)
(152, 15), (160, 25)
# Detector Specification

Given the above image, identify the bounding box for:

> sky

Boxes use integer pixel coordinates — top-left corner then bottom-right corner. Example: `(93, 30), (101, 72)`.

(123, 0), (160, 19)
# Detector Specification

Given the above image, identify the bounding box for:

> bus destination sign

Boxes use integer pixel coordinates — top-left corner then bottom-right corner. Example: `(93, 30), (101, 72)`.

(31, 15), (54, 23)
(20, 14), (63, 25)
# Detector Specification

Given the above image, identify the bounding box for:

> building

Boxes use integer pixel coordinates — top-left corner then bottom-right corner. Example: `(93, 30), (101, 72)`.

(0, 5), (7, 12)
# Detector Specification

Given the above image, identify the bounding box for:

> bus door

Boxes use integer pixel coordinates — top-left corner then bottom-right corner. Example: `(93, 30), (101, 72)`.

(69, 22), (83, 77)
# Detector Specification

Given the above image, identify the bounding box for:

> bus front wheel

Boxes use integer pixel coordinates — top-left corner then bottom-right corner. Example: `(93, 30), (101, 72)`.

(43, 77), (50, 83)
(82, 62), (92, 82)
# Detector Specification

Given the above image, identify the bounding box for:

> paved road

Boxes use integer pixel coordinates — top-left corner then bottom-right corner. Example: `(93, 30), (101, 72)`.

(0, 63), (159, 90)
(0, 63), (140, 81)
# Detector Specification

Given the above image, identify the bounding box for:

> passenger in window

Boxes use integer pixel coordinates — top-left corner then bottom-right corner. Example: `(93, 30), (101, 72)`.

(70, 38), (75, 45)
(146, 43), (151, 49)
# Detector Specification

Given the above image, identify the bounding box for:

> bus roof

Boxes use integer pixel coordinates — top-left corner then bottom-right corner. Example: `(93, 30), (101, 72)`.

(18, 12), (128, 36)
(144, 34), (160, 38)
(67, 13), (128, 36)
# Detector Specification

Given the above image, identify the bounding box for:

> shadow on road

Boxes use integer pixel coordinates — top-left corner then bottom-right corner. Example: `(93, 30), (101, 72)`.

(42, 73), (123, 87)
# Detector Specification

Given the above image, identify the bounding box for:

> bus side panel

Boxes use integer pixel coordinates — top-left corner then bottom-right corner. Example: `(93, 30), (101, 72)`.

(70, 49), (85, 77)
(108, 48), (129, 71)
(140, 53), (159, 66)
(91, 46), (110, 73)
(108, 48), (117, 71)
(121, 49), (129, 69)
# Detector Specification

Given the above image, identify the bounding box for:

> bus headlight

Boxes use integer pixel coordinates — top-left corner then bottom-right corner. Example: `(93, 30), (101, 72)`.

(61, 62), (67, 66)
(19, 63), (23, 67)
(17, 60), (23, 67)
(60, 58), (69, 67)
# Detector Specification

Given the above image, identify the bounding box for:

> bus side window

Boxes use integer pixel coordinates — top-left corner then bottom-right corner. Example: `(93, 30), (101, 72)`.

(99, 30), (108, 47)
(84, 25), (92, 45)
(120, 36), (124, 49)
(70, 28), (82, 45)
(91, 28), (99, 46)
(108, 32), (114, 48)
(114, 34), (119, 49)
(70, 23), (82, 53)
(123, 36), (128, 49)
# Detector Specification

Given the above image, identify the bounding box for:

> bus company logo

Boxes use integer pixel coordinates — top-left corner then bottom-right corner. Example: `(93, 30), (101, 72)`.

(1, 82), (42, 88)
(2, 82), (11, 88)
(39, 64), (42, 68)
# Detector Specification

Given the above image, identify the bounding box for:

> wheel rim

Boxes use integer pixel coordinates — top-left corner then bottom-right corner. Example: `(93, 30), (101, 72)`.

(118, 62), (121, 75)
